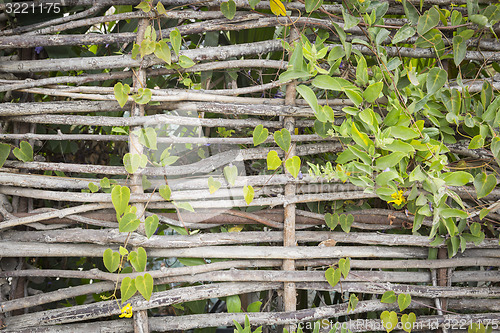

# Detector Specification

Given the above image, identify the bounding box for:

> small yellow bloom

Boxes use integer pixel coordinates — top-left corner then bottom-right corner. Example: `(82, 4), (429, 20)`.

(120, 303), (133, 318)
(388, 190), (406, 206)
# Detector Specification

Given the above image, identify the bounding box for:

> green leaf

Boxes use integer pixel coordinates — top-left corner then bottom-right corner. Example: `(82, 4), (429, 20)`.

(170, 29), (181, 56)
(338, 257), (350, 279)
(345, 89), (362, 106)
(223, 165), (238, 186)
(328, 46), (345, 62)
(129, 247), (147, 272)
(145, 214), (159, 238)
(159, 148), (178, 166)
(134, 127), (157, 150)
(401, 313), (416, 333)
(178, 55), (195, 68)
(253, 124), (269, 146)
(363, 82), (383, 103)
(296, 84), (319, 113)
(0, 143), (10, 168)
(154, 40), (171, 65)
(135, 1), (151, 12)
(113, 82), (130, 108)
(355, 55), (368, 86)
(392, 24), (416, 44)
(305, 0), (322, 13)
(123, 153), (146, 174)
(351, 123), (374, 151)
(325, 267), (341, 287)
(402, 0), (419, 25)
(343, 8), (360, 30)
(479, 209), (489, 220)
(380, 311), (398, 333)
(220, 0), (236, 20)
(285, 156), (301, 179)
(381, 291), (397, 303)
(120, 277), (137, 304)
(325, 213), (339, 230)
(132, 88), (152, 104)
(13, 141), (33, 162)
(468, 135), (484, 149)
(390, 126), (420, 140)
(226, 295), (242, 313)
(103, 248), (120, 273)
(340, 214), (354, 233)
(88, 182), (99, 193)
(208, 176), (221, 194)
(376, 152), (406, 170)
(156, 1), (167, 14)
(470, 222), (481, 237)
(135, 273), (153, 301)
(112, 185), (130, 216)
(274, 128), (291, 152)
(119, 246), (129, 256)
(347, 293), (358, 313)
(247, 301), (262, 312)
(140, 39), (156, 58)
(119, 212), (141, 233)
(267, 150), (282, 170)
(453, 35), (466, 66)
(243, 185), (254, 205)
(159, 184), (171, 201)
(426, 68), (448, 96)
(312, 75), (356, 91)
(314, 119), (333, 138)
(443, 171), (473, 186)
(398, 293), (411, 312)
(131, 43), (140, 59)
(417, 7), (439, 35)
(470, 14), (488, 27)
(100, 177), (111, 188)
(173, 201), (195, 212)
(249, 0), (260, 9)
(474, 172), (497, 199)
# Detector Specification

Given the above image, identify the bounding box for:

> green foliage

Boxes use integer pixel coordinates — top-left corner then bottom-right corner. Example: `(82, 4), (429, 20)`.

(267, 150), (282, 170)
(252, 124), (269, 146)
(220, 0), (236, 20)
(13, 141), (33, 162)
(380, 311), (398, 332)
(208, 176), (221, 194)
(243, 185), (255, 205)
(120, 277), (137, 304)
(285, 156), (301, 178)
(273, 129), (291, 152)
(135, 273), (153, 301)
(223, 165), (238, 186)
(0, 143), (10, 167)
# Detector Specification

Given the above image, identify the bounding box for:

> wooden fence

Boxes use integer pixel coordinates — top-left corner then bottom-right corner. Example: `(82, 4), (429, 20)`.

(0, 0), (499, 332)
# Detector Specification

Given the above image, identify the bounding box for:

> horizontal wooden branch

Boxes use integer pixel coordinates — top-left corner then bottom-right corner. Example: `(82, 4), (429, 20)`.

(3, 282), (281, 330)
(0, 39), (283, 73)
(2, 142), (340, 176)
(3, 228), (498, 250)
(0, 241), (429, 258)
(0, 59), (287, 93)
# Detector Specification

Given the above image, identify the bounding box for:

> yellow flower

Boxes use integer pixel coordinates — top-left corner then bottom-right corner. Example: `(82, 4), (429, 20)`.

(120, 303), (133, 318)
(388, 190), (405, 206)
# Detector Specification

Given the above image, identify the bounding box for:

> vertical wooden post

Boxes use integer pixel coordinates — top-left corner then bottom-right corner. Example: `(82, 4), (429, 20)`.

(283, 27), (299, 321)
(130, 18), (149, 333)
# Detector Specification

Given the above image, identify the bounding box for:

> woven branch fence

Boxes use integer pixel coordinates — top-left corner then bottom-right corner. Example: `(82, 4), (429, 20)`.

(0, 0), (499, 332)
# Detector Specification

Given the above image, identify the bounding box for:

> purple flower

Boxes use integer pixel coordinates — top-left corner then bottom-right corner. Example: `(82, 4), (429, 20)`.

(204, 143), (211, 146)
(298, 171), (303, 180)
(428, 202), (433, 212)
(274, 91), (285, 99)
(35, 46), (43, 54)
(382, 168), (390, 172)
